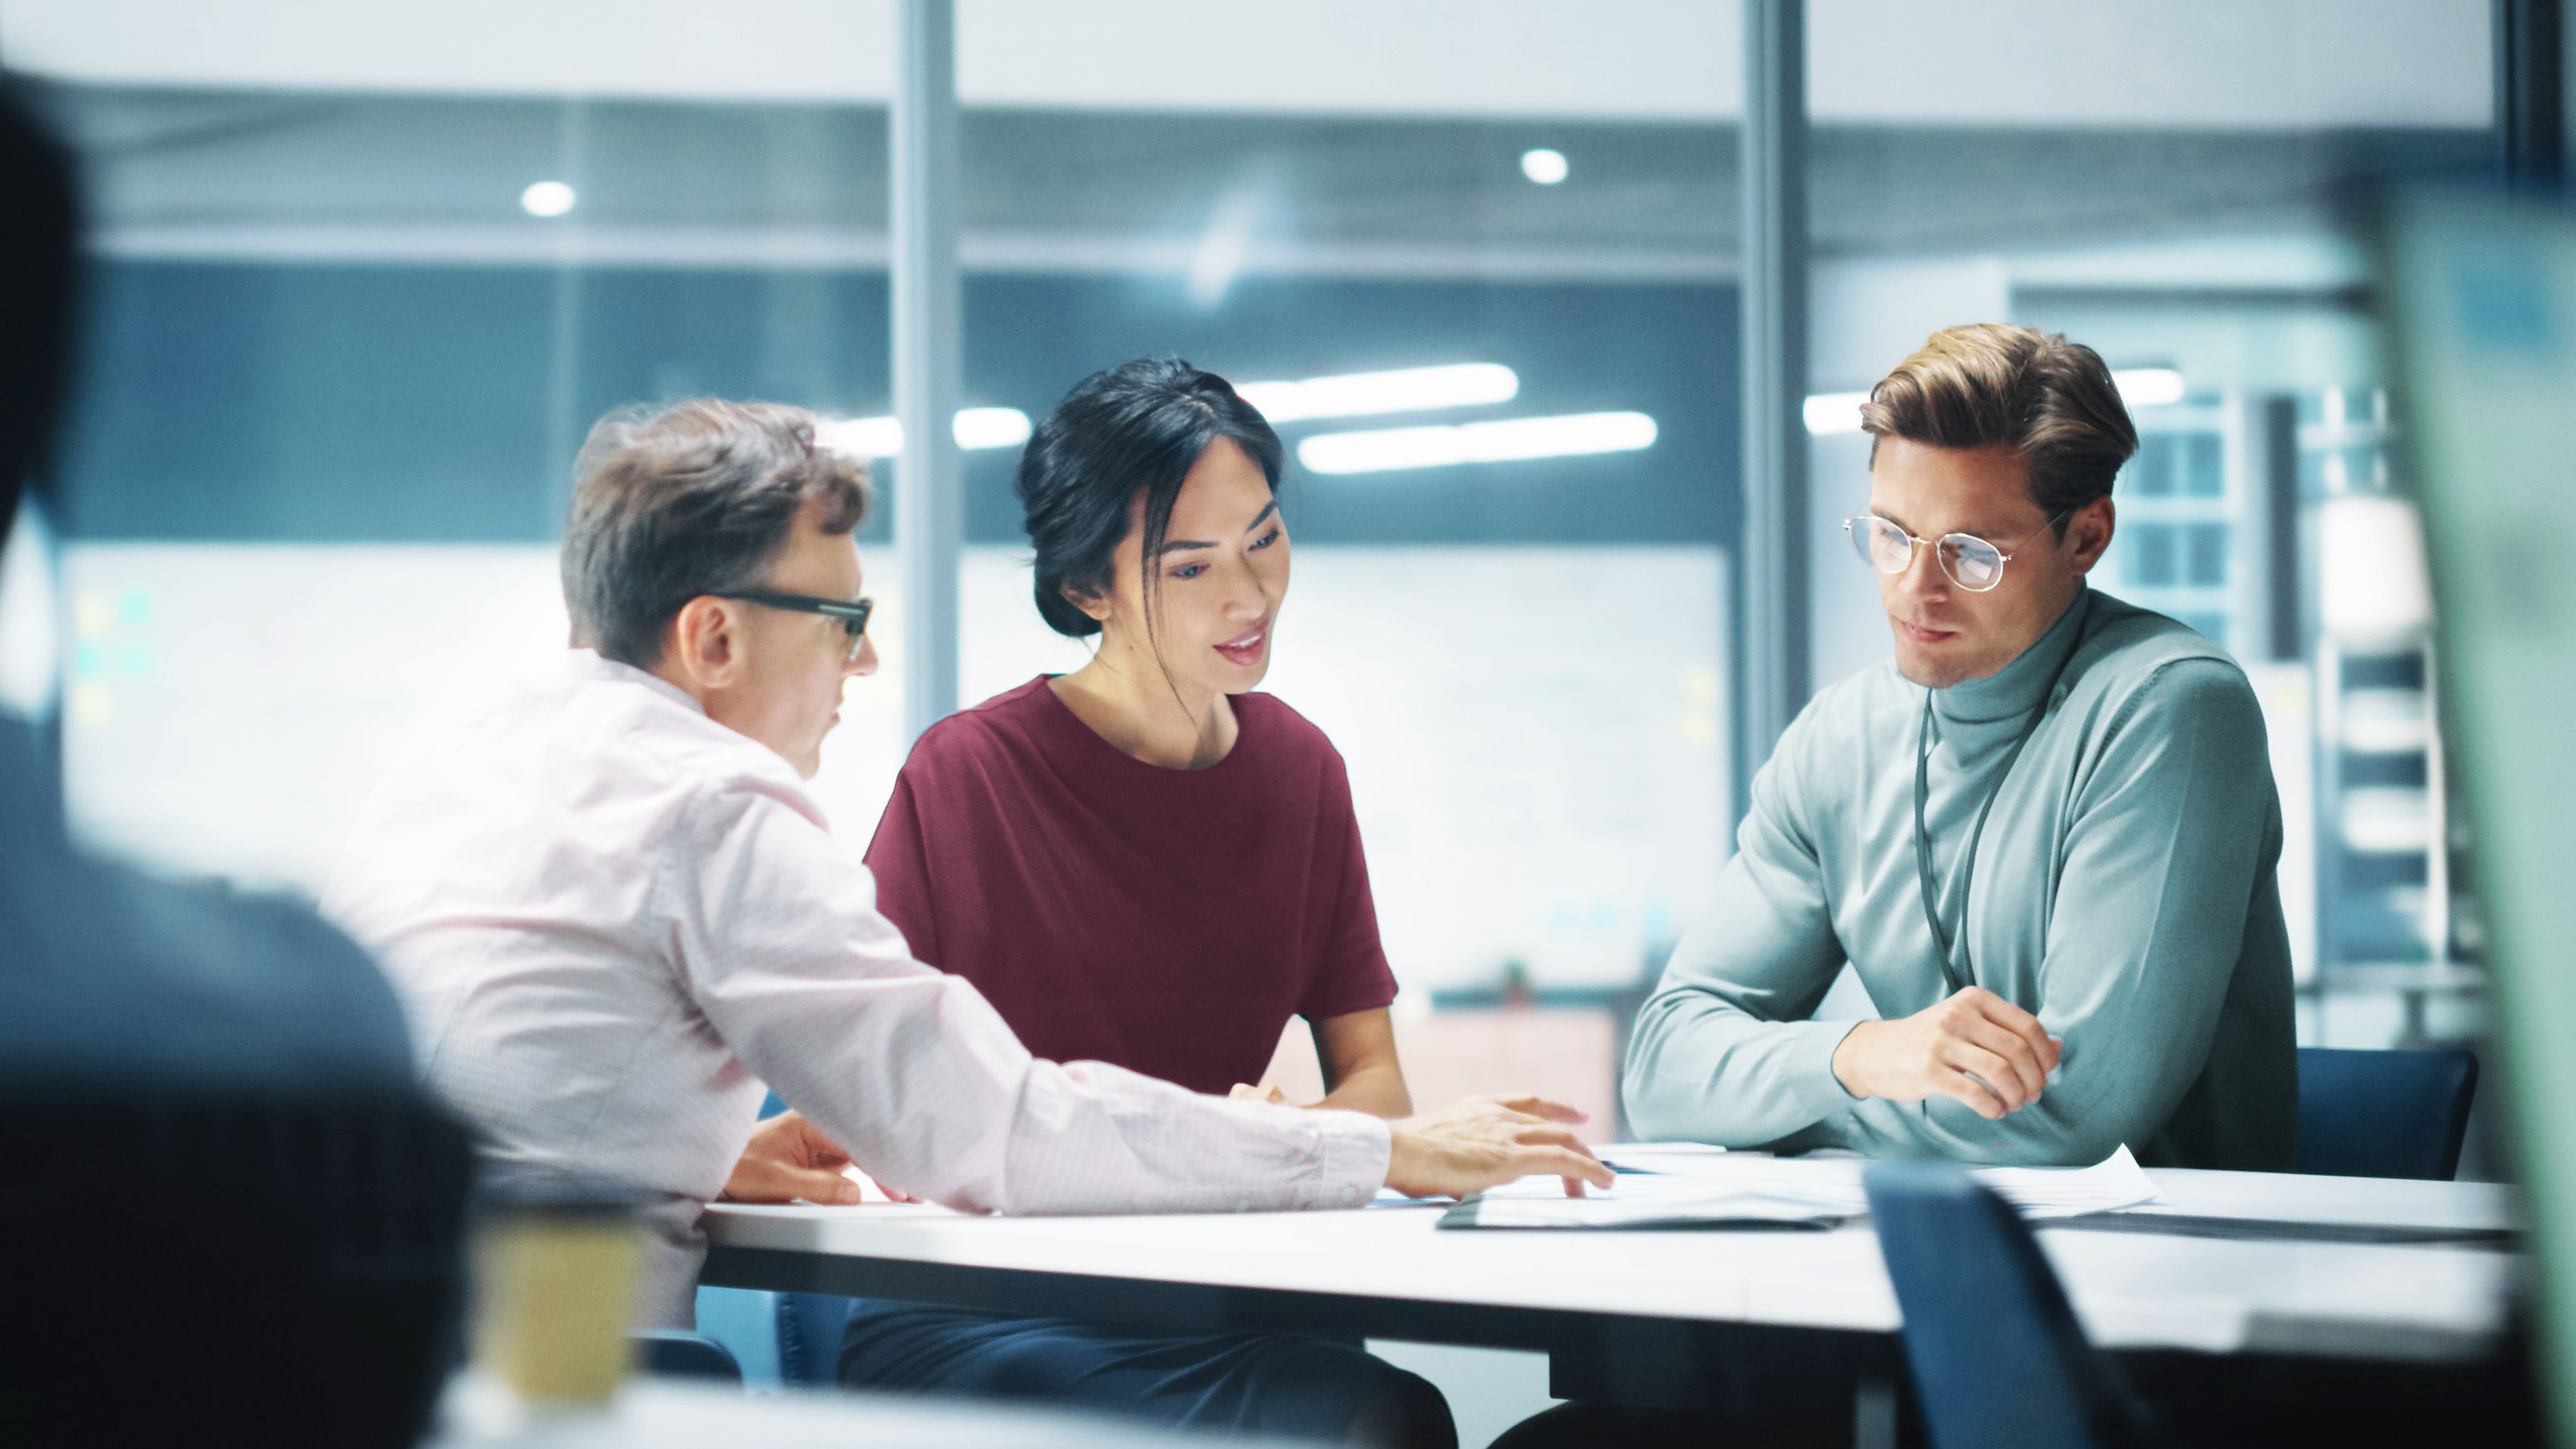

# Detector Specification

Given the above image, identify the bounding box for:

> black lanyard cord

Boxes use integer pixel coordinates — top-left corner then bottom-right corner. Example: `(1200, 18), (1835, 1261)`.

(1913, 603), (2091, 992)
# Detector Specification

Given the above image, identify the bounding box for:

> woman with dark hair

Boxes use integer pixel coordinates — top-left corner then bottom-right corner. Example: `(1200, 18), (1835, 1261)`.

(835, 357), (1447, 1446)
(871, 355), (1409, 1110)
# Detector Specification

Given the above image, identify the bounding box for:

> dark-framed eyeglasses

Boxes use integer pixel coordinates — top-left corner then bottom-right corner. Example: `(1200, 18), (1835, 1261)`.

(715, 589), (874, 662)
(1841, 511), (2070, 593)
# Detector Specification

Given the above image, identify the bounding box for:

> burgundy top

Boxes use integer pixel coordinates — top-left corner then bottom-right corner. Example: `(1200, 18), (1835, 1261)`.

(862, 676), (1399, 1097)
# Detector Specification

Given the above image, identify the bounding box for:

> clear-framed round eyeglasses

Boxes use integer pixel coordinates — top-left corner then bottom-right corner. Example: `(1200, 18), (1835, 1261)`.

(1840, 511), (2069, 593)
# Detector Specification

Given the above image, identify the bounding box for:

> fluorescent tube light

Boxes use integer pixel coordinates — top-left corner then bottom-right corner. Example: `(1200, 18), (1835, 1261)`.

(1236, 363), (1519, 424)
(1297, 412), (1657, 475)
(2112, 367), (2188, 407)
(814, 407), (1031, 460)
(952, 407), (1033, 450)
(1802, 392), (1870, 437)
(1801, 368), (2189, 437)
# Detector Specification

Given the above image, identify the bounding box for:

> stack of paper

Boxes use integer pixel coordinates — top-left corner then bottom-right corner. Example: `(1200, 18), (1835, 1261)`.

(1442, 1145), (2163, 1230)
(1969, 1150), (2169, 1219)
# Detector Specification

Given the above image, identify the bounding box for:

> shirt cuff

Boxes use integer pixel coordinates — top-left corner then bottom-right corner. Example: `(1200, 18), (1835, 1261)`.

(1307, 1110), (1393, 1209)
(1786, 1018), (1869, 1123)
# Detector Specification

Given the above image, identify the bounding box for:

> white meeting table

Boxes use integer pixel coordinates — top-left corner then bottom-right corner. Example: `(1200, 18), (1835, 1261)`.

(701, 1166), (2524, 1433)
(431, 1377), (1319, 1449)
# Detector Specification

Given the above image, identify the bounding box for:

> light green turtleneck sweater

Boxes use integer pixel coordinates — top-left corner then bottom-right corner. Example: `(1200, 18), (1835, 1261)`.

(1624, 587), (2296, 1170)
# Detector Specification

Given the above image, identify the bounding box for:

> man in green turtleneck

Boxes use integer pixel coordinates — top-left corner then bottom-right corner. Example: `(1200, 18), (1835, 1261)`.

(1625, 322), (2295, 1171)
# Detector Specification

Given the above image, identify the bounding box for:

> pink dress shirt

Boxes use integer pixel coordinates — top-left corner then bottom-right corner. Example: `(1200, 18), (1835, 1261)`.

(322, 651), (1390, 1326)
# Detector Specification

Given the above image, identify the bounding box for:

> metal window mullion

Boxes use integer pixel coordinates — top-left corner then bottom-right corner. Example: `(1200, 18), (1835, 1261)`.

(2498, 0), (2567, 188)
(1739, 0), (1811, 805)
(892, 0), (964, 742)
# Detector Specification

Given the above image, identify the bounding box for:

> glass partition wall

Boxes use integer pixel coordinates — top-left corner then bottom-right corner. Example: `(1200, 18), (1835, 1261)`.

(5, 2), (1750, 1144)
(2, 0), (2512, 1117)
(6, 7), (901, 887)
(945, 7), (1747, 1130)
(0, 7), (2525, 1438)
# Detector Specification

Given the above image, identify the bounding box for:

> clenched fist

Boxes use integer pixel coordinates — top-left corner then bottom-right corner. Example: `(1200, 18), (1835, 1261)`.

(1830, 987), (2063, 1120)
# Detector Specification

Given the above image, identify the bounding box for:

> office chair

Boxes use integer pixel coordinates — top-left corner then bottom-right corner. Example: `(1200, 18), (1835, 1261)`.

(2294, 1047), (2479, 1180)
(633, 1329), (746, 1384)
(0, 1087), (474, 1446)
(691, 1286), (857, 1387)
(1864, 1162), (2149, 1449)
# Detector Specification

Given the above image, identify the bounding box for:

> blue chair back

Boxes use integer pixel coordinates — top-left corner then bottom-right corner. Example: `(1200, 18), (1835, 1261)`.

(633, 1329), (744, 1384)
(1864, 1162), (2144, 1449)
(2294, 1047), (2478, 1180)
(693, 1287), (856, 1387)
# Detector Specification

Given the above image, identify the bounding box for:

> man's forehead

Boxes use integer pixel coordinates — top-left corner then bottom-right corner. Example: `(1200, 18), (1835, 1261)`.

(771, 516), (865, 592)
(1868, 440), (2042, 533)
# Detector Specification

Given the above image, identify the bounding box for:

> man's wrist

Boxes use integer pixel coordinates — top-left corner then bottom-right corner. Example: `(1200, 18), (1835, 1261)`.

(1830, 1020), (1878, 1101)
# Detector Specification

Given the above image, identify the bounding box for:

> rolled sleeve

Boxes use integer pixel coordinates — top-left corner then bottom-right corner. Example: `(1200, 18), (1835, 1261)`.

(1307, 1110), (1395, 1208)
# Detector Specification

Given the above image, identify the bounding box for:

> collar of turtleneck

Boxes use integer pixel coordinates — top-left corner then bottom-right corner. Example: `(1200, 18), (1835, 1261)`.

(1930, 585), (2094, 729)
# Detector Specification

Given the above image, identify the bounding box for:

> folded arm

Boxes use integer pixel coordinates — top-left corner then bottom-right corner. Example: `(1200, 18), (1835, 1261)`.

(1830, 662), (2279, 1165)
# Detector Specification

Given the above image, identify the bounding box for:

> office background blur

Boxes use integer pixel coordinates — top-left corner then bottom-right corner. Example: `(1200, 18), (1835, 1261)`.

(0, 1), (2519, 1147)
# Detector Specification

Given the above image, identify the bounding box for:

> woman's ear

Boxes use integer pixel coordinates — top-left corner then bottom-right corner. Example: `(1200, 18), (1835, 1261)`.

(1062, 582), (1113, 626)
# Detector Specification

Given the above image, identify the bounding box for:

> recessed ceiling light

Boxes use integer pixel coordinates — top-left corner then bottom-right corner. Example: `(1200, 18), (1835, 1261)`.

(520, 181), (577, 218)
(1520, 148), (1569, 185)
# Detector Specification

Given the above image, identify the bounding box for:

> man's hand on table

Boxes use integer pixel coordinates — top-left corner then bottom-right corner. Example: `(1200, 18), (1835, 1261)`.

(720, 1108), (916, 1206)
(1383, 1094), (1614, 1200)
(1830, 986), (2064, 1120)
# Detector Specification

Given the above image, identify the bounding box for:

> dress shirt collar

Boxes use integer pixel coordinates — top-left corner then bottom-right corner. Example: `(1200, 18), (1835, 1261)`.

(1930, 584), (2093, 728)
(562, 647), (710, 718)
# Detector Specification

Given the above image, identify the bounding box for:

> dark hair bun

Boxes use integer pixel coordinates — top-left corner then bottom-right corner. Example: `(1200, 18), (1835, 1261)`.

(1015, 357), (1284, 640)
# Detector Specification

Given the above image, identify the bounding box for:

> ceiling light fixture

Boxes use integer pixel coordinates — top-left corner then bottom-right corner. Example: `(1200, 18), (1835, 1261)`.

(813, 407), (1032, 459)
(1236, 363), (1520, 424)
(520, 181), (577, 218)
(2112, 367), (2189, 408)
(1297, 412), (1657, 475)
(1520, 148), (1570, 185)
(1801, 368), (2189, 437)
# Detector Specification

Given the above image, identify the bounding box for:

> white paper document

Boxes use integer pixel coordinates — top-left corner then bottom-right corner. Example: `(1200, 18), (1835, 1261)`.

(1444, 1144), (2164, 1229)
